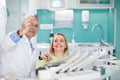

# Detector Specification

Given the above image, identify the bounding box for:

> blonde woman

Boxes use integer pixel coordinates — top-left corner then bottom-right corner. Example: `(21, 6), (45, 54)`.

(36, 32), (69, 68)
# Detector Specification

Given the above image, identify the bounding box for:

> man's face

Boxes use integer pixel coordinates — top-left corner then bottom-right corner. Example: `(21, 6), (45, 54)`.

(23, 17), (39, 39)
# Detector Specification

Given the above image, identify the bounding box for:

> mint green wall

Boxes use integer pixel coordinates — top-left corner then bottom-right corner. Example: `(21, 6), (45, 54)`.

(114, 0), (120, 59)
(37, 9), (114, 44)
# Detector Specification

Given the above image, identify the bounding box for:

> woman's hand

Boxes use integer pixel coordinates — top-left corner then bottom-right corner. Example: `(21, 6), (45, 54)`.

(42, 53), (52, 62)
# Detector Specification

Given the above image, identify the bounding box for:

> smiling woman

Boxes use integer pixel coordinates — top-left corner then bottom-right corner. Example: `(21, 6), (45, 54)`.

(49, 32), (69, 57)
(36, 32), (69, 69)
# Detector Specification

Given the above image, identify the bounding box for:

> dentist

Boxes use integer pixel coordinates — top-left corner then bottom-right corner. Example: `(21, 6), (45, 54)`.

(0, 15), (39, 78)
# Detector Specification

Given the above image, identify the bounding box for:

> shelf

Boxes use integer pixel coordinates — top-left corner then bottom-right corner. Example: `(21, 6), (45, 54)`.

(72, 0), (114, 9)
(31, 0), (114, 10)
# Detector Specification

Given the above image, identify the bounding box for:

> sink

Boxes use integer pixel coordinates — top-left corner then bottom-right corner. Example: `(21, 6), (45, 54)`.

(78, 43), (110, 47)
(88, 43), (109, 47)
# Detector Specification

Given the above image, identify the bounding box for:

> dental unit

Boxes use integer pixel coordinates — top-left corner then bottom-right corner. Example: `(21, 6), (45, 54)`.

(36, 47), (117, 80)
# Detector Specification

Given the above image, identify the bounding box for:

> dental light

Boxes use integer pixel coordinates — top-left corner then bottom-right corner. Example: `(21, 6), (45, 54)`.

(47, 0), (74, 11)
(50, 0), (65, 8)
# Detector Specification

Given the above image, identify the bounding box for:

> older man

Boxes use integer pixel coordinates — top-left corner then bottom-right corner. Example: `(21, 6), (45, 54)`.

(0, 15), (39, 78)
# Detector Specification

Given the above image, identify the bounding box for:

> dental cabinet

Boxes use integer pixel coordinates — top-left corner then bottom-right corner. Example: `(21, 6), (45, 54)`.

(76, 0), (114, 9)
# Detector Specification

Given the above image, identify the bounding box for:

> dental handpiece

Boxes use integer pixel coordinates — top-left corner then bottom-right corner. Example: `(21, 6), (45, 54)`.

(55, 51), (80, 73)
(39, 51), (43, 60)
(61, 51), (90, 73)
(69, 48), (107, 72)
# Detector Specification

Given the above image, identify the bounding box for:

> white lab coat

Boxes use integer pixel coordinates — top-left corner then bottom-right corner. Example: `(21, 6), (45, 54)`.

(0, 32), (39, 78)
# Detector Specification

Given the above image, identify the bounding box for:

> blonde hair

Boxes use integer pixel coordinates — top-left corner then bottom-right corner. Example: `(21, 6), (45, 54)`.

(49, 32), (68, 55)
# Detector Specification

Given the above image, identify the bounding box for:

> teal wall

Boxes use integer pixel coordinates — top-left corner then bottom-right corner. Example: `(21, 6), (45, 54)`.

(114, 0), (120, 59)
(36, 0), (120, 59)
(37, 9), (114, 44)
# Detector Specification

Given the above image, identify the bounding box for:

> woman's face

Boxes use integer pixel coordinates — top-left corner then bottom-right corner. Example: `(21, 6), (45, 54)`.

(53, 34), (66, 52)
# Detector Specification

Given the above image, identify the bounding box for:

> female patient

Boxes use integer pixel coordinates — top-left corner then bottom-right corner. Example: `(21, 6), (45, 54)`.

(36, 32), (69, 68)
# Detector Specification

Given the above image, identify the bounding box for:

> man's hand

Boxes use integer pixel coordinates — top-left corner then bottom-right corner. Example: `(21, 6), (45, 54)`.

(17, 17), (33, 36)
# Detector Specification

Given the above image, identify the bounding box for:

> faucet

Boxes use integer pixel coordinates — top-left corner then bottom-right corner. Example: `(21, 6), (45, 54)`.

(92, 24), (104, 44)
